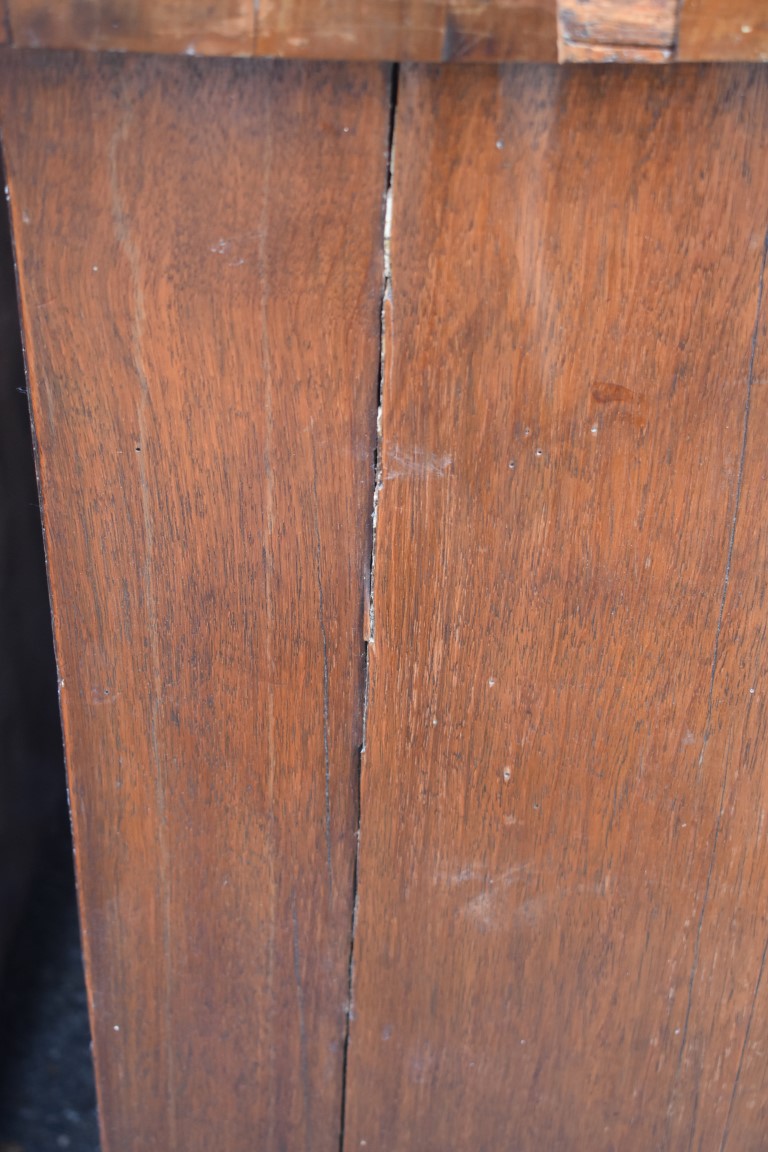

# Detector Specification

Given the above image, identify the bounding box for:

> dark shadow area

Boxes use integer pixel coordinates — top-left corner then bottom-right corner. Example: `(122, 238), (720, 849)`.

(0, 167), (99, 1150)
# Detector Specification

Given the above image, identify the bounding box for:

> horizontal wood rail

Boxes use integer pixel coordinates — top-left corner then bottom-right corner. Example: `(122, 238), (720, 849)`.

(1, 0), (767, 62)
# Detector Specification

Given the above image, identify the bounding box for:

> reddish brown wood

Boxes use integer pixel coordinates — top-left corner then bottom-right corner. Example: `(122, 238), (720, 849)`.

(0, 51), (389, 1152)
(678, 0), (768, 61)
(345, 63), (768, 1151)
(666, 221), (768, 1150)
(8, 0), (254, 53)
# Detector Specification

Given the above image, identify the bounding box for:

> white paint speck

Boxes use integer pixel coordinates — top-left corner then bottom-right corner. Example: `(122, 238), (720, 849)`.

(742, 24), (753, 34)
(750, 687), (756, 694)
(92, 265), (99, 272)
(503, 768), (511, 783)
(22, 210), (31, 224)
(496, 139), (504, 150)
(591, 425), (599, 435)
(488, 678), (496, 687)
(113, 1025), (120, 1032)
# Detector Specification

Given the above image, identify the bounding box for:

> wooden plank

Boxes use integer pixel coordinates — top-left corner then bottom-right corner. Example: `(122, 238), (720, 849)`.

(666, 231), (768, 1150)
(8, 0), (254, 54)
(558, 0), (676, 60)
(679, 0), (768, 61)
(6, 0), (557, 59)
(0, 51), (389, 1151)
(345, 63), (768, 1151)
(256, 0), (557, 62)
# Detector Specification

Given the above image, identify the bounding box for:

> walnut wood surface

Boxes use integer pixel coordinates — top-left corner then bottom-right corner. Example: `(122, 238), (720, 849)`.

(0, 51), (389, 1152)
(345, 63), (768, 1151)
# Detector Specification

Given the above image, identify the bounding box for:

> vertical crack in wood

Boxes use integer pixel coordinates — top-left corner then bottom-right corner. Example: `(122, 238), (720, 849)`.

(337, 61), (399, 1152)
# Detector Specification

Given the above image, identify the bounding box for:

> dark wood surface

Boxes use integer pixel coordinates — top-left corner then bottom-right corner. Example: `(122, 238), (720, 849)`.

(0, 51), (389, 1152)
(344, 63), (768, 1151)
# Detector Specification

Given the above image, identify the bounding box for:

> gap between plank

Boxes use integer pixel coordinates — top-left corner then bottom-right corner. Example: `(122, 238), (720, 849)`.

(337, 60), (400, 1152)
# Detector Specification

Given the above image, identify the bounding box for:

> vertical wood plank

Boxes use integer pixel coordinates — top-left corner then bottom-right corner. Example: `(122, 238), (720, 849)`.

(1, 51), (389, 1151)
(667, 250), (768, 1151)
(346, 64), (768, 1151)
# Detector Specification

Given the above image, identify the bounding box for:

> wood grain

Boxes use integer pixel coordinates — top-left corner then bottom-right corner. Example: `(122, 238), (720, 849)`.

(0, 51), (389, 1151)
(9, 0), (254, 54)
(345, 63), (768, 1151)
(6, 0), (558, 59)
(666, 222), (768, 1151)
(678, 0), (768, 61)
(256, 0), (557, 62)
(558, 0), (676, 59)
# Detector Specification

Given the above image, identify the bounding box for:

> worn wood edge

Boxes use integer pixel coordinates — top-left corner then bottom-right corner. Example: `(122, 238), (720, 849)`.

(559, 39), (673, 60)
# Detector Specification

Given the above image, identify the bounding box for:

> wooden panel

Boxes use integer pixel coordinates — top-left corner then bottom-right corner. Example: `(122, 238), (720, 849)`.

(6, 0), (557, 59)
(9, 0), (254, 54)
(558, 0), (676, 60)
(666, 234), (768, 1150)
(679, 0), (768, 61)
(0, 51), (389, 1151)
(345, 64), (768, 1150)
(256, 0), (557, 62)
